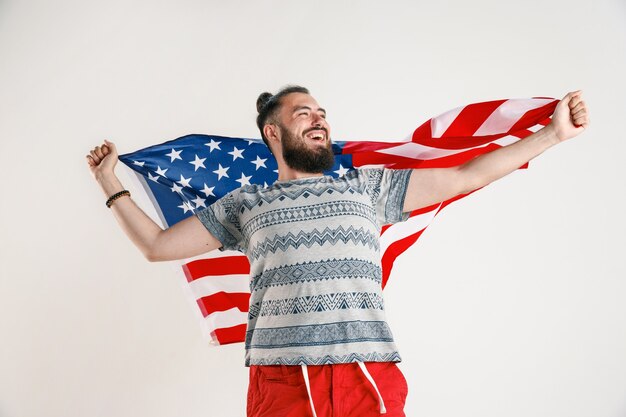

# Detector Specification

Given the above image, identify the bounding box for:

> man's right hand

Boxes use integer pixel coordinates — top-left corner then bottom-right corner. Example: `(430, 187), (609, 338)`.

(86, 139), (118, 179)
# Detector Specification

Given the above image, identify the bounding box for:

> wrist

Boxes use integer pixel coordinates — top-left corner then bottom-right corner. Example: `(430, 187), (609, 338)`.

(95, 169), (117, 184)
(96, 171), (125, 197)
(540, 124), (562, 146)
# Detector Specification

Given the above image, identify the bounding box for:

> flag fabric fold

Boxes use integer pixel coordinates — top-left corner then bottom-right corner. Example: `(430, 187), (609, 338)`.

(119, 97), (558, 345)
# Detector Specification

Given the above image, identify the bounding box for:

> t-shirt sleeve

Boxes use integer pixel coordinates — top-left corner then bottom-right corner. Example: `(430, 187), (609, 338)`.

(195, 190), (244, 252)
(360, 168), (413, 227)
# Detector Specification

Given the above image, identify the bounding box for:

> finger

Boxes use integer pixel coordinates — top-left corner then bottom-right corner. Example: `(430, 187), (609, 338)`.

(568, 93), (582, 109)
(89, 150), (101, 164)
(573, 114), (589, 127)
(104, 140), (117, 154)
(86, 155), (96, 166)
(102, 145), (110, 156)
(93, 146), (105, 159)
(564, 90), (582, 107)
(574, 116), (589, 127)
(570, 101), (586, 114)
(572, 108), (587, 119)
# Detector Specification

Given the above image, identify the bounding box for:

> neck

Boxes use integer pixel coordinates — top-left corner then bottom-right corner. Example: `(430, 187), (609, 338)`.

(275, 159), (324, 182)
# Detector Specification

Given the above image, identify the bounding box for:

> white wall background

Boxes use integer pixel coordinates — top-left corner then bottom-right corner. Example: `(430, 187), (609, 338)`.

(1, 0), (625, 416)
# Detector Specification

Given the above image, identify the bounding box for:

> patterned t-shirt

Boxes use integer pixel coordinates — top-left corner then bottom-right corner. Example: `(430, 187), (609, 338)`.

(196, 168), (412, 366)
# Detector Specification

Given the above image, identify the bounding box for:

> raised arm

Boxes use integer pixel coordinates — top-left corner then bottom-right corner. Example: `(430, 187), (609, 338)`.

(403, 90), (589, 212)
(86, 140), (222, 262)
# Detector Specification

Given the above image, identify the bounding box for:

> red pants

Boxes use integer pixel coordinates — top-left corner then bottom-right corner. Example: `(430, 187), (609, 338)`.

(247, 362), (408, 417)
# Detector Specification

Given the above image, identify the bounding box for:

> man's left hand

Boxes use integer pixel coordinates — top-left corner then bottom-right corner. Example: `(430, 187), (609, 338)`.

(551, 90), (590, 142)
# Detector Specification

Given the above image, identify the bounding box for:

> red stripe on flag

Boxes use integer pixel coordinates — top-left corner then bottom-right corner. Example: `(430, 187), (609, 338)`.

(410, 119), (433, 142)
(538, 117), (552, 126)
(351, 150), (422, 167)
(381, 229), (426, 288)
(510, 129), (533, 139)
(352, 139), (506, 168)
(196, 292), (250, 317)
(412, 132), (510, 150)
(341, 141), (400, 154)
(385, 144), (504, 170)
(508, 101), (558, 133)
(183, 256), (250, 282)
(211, 323), (247, 345)
(441, 100), (507, 138)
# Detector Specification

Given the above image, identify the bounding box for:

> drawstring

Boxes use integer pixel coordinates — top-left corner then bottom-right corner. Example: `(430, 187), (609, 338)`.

(301, 362), (387, 416)
(357, 361), (387, 414)
(301, 364), (319, 417)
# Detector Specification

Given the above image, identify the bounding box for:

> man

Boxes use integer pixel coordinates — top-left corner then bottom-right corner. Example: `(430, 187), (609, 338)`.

(86, 86), (589, 417)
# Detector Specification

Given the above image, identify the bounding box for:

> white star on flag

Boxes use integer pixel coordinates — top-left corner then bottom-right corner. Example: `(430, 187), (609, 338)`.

(178, 201), (194, 214)
(213, 164), (229, 180)
(192, 195), (207, 208)
(148, 172), (159, 183)
(177, 174), (192, 188)
(166, 148), (183, 162)
(155, 166), (168, 177)
(236, 173), (252, 186)
(133, 160), (145, 167)
(189, 155), (207, 171)
(334, 164), (350, 177)
(201, 183), (215, 197)
(228, 147), (245, 161)
(170, 183), (183, 194)
(251, 155), (267, 170)
(205, 139), (221, 152)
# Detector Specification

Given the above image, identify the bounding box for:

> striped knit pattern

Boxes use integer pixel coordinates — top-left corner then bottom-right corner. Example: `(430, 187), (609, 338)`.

(196, 168), (412, 366)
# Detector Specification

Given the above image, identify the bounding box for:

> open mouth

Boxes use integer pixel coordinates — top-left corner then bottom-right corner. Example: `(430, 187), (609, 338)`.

(305, 129), (327, 142)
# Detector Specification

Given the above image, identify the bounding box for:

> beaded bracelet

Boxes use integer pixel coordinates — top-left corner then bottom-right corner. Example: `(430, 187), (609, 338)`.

(106, 190), (131, 208)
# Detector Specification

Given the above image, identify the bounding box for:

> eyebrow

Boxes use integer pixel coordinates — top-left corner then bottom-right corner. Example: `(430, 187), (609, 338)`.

(293, 105), (326, 115)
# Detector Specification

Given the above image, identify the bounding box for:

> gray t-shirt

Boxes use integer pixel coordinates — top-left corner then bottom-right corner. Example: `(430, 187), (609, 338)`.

(196, 168), (412, 366)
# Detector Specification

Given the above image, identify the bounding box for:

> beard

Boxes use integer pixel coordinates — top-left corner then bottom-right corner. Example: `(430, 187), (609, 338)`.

(279, 124), (335, 173)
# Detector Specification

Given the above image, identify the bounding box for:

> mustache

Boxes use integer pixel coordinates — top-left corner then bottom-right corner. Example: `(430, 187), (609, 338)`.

(303, 127), (328, 136)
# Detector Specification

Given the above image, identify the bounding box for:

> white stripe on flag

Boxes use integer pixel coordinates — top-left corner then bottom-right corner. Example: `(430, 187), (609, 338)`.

(379, 207), (440, 255)
(188, 274), (251, 299)
(375, 142), (464, 160)
(375, 140), (500, 160)
(204, 309), (249, 344)
(430, 105), (465, 138)
(474, 98), (555, 136)
(178, 249), (244, 263)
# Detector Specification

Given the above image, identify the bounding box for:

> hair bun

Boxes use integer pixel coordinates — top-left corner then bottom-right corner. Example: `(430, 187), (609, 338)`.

(256, 92), (273, 113)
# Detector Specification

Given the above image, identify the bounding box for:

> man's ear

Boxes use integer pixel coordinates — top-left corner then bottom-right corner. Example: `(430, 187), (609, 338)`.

(264, 124), (280, 145)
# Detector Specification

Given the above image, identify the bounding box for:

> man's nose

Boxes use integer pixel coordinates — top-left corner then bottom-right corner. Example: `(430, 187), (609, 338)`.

(311, 113), (324, 127)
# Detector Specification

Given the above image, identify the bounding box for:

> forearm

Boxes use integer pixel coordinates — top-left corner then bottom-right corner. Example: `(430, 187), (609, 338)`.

(88, 140), (222, 261)
(96, 171), (164, 260)
(459, 125), (561, 193)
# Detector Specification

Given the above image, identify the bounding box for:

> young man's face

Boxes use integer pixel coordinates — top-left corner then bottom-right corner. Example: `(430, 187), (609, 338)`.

(275, 92), (335, 173)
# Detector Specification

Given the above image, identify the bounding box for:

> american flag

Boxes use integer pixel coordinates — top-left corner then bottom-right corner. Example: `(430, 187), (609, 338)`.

(119, 97), (558, 346)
